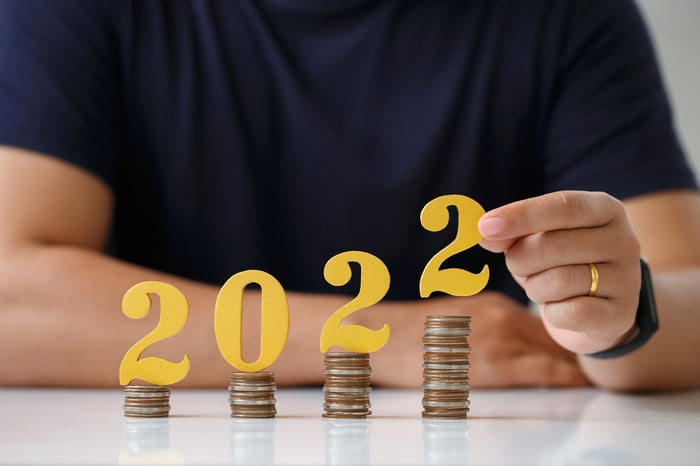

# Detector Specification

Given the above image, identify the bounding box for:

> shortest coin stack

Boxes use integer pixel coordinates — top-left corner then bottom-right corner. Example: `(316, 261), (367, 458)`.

(123, 384), (171, 418)
(229, 372), (277, 418)
(323, 352), (372, 419)
(422, 315), (471, 419)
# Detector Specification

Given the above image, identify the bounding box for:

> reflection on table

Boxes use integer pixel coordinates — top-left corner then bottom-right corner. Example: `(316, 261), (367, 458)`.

(1, 387), (698, 465)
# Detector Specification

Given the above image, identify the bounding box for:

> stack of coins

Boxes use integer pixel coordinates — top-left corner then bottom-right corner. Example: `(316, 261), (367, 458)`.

(422, 315), (471, 419)
(322, 352), (372, 419)
(228, 372), (277, 418)
(123, 384), (171, 418)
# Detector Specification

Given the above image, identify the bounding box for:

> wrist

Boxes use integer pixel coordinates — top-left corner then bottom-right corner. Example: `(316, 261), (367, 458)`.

(586, 258), (658, 360)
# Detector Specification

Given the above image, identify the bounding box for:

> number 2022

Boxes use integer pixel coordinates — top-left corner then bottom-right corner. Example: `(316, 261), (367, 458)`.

(119, 194), (490, 386)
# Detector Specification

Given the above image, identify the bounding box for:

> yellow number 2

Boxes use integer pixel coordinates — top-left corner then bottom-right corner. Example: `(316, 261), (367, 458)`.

(419, 194), (490, 298)
(119, 281), (191, 386)
(320, 251), (391, 354)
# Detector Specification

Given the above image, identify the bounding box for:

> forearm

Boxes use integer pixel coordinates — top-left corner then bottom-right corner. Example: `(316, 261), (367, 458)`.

(0, 244), (337, 387)
(579, 267), (700, 391)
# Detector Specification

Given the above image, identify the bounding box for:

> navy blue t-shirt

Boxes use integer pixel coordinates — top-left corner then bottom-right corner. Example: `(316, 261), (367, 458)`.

(0, 0), (696, 301)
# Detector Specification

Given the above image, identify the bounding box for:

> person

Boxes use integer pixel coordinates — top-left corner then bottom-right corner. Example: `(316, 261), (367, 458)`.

(0, 0), (698, 391)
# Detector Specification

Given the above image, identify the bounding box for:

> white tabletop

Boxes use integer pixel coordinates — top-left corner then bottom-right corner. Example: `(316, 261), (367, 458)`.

(1, 387), (698, 465)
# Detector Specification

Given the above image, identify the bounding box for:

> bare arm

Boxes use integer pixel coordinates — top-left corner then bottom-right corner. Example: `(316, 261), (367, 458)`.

(0, 146), (337, 387)
(579, 191), (700, 390)
(479, 189), (700, 391)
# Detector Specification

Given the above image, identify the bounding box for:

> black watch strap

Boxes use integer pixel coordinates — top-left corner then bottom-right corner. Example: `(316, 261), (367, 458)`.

(586, 258), (659, 359)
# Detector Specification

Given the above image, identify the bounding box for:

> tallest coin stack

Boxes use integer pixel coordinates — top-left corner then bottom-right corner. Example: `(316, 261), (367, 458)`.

(422, 315), (471, 419)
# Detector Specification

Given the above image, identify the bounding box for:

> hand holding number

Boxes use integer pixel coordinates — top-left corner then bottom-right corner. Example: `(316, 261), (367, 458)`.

(478, 191), (641, 354)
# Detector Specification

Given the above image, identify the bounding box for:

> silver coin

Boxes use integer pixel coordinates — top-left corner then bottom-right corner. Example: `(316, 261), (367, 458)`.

(229, 385), (277, 392)
(424, 327), (470, 334)
(423, 362), (470, 369)
(124, 406), (170, 414)
(323, 386), (372, 394)
(422, 400), (470, 408)
(230, 398), (276, 406)
(324, 403), (371, 410)
(422, 383), (471, 391)
(423, 346), (471, 353)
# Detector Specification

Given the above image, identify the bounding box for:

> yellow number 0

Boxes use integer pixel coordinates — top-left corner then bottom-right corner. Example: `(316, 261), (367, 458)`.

(419, 194), (490, 298)
(214, 270), (290, 373)
(319, 251), (391, 354)
(119, 281), (191, 386)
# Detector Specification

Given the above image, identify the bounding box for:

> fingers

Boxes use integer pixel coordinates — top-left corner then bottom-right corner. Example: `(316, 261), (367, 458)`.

(541, 317), (636, 355)
(477, 191), (643, 354)
(478, 191), (622, 245)
(503, 304), (580, 360)
(517, 263), (622, 302)
(504, 226), (614, 276)
(477, 190), (640, 303)
(541, 296), (631, 334)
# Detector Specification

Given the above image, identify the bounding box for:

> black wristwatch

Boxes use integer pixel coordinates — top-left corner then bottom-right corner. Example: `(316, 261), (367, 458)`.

(586, 257), (659, 359)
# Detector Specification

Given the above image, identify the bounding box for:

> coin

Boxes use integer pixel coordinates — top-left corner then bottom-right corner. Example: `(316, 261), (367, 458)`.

(229, 371), (277, 418)
(322, 352), (373, 419)
(422, 316), (471, 420)
(123, 384), (171, 418)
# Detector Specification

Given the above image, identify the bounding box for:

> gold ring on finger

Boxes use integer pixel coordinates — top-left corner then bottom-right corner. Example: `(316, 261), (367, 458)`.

(588, 263), (599, 297)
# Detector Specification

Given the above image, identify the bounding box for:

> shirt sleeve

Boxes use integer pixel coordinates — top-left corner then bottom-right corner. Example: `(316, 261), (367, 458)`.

(0, 0), (120, 187)
(542, 0), (698, 198)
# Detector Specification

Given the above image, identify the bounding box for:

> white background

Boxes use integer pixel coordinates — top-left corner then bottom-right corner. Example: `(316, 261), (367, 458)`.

(637, 0), (700, 176)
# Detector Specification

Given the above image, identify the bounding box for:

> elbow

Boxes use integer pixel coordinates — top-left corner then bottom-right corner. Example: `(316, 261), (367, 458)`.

(0, 246), (23, 308)
(581, 368), (699, 394)
(585, 373), (654, 393)
(579, 356), (672, 393)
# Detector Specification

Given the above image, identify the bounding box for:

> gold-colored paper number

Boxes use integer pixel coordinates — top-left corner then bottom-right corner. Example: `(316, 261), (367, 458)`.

(214, 270), (289, 372)
(320, 251), (391, 353)
(119, 281), (191, 386)
(419, 194), (490, 297)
